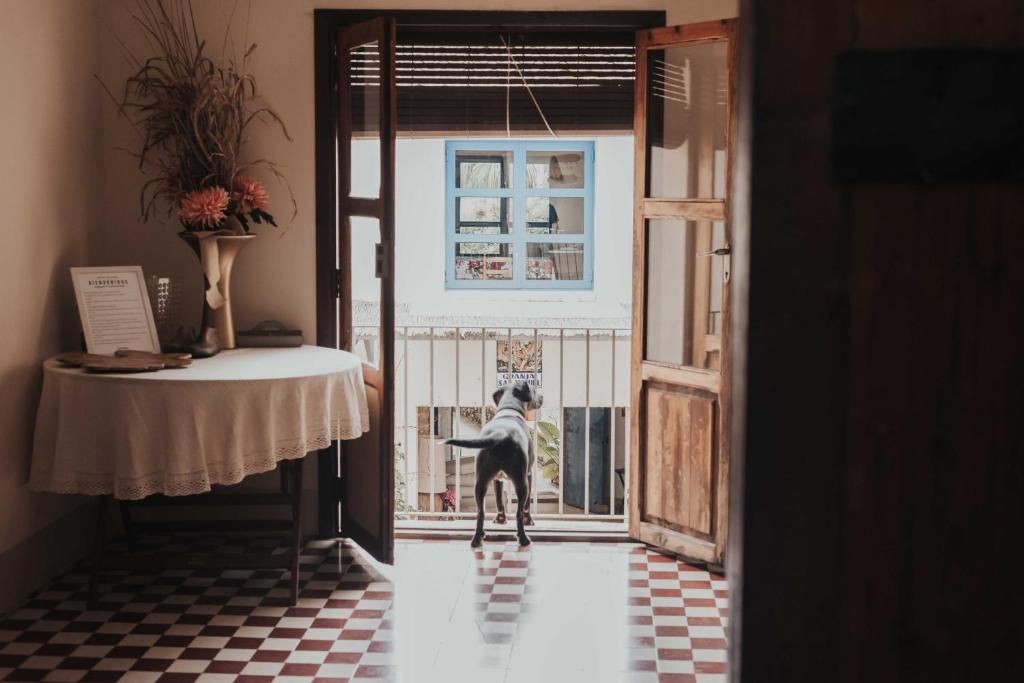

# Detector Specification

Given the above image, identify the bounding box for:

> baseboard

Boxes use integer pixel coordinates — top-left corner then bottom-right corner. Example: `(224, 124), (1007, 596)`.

(0, 500), (100, 615)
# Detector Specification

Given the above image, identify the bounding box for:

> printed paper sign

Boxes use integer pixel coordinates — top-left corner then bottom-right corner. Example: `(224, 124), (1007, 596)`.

(71, 266), (160, 355)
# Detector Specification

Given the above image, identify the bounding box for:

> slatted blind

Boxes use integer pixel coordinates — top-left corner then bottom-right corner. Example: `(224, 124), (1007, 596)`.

(351, 30), (636, 135)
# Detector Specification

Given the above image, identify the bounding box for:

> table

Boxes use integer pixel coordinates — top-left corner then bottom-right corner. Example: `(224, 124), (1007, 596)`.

(30, 346), (369, 604)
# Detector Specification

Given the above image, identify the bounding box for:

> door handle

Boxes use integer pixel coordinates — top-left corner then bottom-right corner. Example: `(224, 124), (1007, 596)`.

(699, 246), (732, 284)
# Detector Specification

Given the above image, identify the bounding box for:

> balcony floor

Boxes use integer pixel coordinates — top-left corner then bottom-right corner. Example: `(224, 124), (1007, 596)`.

(0, 536), (728, 682)
(396, 517), (629, 543)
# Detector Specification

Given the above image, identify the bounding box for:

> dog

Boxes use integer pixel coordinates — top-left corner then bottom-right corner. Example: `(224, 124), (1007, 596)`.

(443, 381), (543, 547)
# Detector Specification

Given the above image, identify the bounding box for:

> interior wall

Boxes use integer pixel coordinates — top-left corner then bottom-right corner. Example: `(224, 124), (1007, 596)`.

(0, 0), (102, 611)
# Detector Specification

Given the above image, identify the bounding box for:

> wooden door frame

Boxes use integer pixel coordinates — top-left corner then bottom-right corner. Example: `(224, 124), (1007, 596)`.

(629, 19), (740, 564)
(313, 9), (665, 537)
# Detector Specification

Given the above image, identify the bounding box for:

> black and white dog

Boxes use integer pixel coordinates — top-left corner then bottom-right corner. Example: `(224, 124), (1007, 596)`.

(443, 381), (543, 547)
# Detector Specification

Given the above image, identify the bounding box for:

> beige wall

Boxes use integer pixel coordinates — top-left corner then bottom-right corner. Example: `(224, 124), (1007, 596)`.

(0, 0), (102, 609)
(96, 0), (739, 340)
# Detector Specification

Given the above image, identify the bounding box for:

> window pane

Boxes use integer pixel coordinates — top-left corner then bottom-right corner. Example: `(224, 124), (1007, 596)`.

(349, 41), (380, 199)
(457, 197), (512, 235)
(527, 243), (584, 281)
(456, 150), (512, 188)
(455, 243), (513, 281)
(528, 151), (585, 189)
(526, 197), (584, 235)
(646, 40), (728, 199)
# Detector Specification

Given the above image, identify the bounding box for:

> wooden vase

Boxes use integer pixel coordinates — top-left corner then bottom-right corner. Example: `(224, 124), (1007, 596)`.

(179, 230), (256, 350)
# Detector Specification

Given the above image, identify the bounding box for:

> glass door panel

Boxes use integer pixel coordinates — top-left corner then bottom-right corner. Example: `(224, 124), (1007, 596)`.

(646, 40), (728, 199)
(349, 40), (381, 199)
(644, 218), (724, 370)
(350, 216), (381, 366)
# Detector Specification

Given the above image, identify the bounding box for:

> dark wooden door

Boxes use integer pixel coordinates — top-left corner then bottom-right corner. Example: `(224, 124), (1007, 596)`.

(334, 17), (397, 564)
(564, 408), (611, 513)
(629, 20), (738, 565)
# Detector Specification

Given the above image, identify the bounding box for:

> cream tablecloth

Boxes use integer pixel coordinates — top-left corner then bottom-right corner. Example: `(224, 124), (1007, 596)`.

(30, 346), (369, 500)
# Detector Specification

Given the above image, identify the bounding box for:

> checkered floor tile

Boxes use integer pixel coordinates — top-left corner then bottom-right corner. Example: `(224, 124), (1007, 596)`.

(0, 536), (727, 682)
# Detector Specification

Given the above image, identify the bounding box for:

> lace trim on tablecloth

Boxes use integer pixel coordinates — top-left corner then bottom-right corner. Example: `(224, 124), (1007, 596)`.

(31, 418), (366, 500)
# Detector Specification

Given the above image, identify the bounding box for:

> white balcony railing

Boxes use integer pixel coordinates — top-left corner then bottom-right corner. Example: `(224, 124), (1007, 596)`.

(353, 325), (632, 522)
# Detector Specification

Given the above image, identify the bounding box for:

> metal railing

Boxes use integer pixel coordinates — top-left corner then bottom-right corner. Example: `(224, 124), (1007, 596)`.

(353, 325), (631, 522)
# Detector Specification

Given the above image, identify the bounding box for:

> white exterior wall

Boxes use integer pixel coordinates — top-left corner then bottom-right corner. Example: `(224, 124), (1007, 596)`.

(352, 136), (634, 326)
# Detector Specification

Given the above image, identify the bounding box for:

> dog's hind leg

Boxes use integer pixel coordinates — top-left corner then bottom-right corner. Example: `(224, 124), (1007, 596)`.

(512, 477), (531, 547)
(472, 475), (491, 548)
(523, 470), (535, 526)
(493, 480), (507, 524)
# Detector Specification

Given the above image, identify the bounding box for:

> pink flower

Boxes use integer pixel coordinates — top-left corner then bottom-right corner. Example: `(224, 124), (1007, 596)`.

(179, 186), (229, 229)
(233, 175), (270, 213)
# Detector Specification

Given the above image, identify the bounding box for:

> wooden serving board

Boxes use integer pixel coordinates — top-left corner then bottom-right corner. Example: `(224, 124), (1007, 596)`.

(115, 350), (192, 364)
(56, 351), (193, 373)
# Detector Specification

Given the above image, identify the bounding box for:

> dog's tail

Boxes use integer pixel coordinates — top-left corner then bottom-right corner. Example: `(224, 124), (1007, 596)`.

(442, 435), (510, 450)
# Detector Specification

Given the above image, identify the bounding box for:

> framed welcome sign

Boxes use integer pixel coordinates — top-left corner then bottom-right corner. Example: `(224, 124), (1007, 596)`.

(70, 266), (160, 355)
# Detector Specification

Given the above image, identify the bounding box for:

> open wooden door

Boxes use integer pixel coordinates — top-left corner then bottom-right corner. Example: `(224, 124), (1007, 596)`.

(629, 20), (737, 565)
(335, 17), (397, 564)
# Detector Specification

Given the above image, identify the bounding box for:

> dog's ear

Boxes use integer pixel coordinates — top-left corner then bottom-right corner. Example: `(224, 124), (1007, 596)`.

(511, 381), (532, 402)
(492, 387), (506, 406)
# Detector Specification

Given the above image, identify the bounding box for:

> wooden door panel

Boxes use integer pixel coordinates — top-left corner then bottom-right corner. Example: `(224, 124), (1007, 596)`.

(630, 19), (736, 566)
(333, 17), (396, 565)
(643, 384), (716, 537)
(341, 368), (385, 555)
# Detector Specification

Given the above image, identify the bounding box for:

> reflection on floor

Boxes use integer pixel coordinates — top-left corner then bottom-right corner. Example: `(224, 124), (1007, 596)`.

(395, 518), (629, 542)
(0, 538), (728, 682)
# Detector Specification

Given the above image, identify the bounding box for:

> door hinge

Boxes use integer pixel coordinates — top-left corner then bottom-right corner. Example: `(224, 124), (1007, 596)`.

(375, 242), (389, 279)
(333, 268), (342, 298)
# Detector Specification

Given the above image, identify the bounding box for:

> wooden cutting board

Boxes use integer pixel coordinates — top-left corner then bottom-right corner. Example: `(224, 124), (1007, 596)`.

(56, 350), (193, 373)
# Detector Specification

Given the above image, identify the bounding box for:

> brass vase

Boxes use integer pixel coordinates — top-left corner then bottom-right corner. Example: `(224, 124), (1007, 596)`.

(179, 229), (256, 350)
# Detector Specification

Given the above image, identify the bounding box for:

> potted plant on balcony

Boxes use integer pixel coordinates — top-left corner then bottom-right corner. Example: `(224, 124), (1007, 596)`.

(101, 0), (295, 355)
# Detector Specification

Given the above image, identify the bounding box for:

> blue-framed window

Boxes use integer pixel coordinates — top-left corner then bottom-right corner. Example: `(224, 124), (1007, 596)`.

(445, 140), (595, 290)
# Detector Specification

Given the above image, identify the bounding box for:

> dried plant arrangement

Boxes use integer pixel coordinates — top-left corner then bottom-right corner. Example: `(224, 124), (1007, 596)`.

(99, 0), (296, 233)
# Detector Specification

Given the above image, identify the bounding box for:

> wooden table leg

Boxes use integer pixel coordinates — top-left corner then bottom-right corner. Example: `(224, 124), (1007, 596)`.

(289, 460), (304, 605)
(87, 496), (109, 605)
(119, 500), (135, 545)
(280, 460), (291, 494)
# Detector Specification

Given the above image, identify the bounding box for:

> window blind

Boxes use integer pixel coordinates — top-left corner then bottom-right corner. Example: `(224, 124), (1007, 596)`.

(350, 30), (637, 135)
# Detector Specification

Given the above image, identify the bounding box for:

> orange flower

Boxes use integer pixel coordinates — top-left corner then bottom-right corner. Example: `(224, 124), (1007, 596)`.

(233, 175), (270, 213)
(179, 186), (229, 229)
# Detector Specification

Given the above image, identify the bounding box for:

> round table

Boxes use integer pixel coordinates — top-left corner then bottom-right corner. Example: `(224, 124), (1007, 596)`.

(29, 346), (369, 604)
(30, 346), (369, 499)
